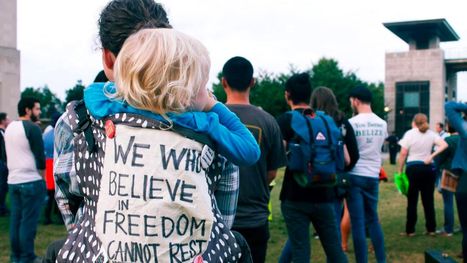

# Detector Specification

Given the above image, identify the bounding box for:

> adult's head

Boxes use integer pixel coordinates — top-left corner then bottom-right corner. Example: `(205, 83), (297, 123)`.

(412, 113), (429, 133)
(435, 122), (444, 134)
(0, 112), (10, 129)
(284, 73), (312, 108)
(310, 86), (344, 123)
(446, 121), (457, 134)
(17, 97), (41, 122)
(113, 29), (210, 115)
(99, 0), (171, 81)
(349, 85), (372, 114)
(222, 56), (254, 92)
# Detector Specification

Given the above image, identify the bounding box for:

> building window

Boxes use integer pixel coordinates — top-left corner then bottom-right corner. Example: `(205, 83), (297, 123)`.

(395, 81), (430, 137)
(403, 92), (420, 107)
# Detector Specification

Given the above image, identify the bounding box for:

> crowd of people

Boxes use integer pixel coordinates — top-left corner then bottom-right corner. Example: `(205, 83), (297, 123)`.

(0, 0), (466, 263)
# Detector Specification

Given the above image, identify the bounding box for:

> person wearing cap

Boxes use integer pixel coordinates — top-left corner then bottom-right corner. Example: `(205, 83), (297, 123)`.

(347, 86), (387, 263)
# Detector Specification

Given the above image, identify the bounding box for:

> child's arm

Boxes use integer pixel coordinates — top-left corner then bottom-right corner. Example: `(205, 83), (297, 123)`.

(205, 103), (260, 166)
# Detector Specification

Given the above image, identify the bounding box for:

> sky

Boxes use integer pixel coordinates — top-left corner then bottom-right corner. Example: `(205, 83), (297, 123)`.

(17, 0), (467, 101)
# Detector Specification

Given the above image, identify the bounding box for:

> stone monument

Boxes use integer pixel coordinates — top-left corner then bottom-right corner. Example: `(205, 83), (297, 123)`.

(384, 18), (467, 135)
(0, 0), (21, 118)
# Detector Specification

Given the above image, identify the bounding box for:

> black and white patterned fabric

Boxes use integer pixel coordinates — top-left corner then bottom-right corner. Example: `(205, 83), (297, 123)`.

(57, 102), (241, 263)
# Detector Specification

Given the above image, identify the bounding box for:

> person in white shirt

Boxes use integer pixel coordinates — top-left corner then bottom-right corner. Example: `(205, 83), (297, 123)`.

(347, 86), (387, 263)
(398, 114), (448, 237)
(436, 122), (449, 140)
(5, 97), (46, 263)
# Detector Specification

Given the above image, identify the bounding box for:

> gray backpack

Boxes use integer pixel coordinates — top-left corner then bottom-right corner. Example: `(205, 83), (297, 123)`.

(57, 101), (242, 263)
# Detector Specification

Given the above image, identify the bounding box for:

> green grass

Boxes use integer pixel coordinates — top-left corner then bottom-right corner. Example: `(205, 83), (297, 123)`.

(0, 161), (461, 262)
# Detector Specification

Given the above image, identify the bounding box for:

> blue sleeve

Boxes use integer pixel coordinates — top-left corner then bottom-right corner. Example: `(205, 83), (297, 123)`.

(84, 82), (260, 165)
(206, 103), (260, 166)
(445, 102), (467, 139)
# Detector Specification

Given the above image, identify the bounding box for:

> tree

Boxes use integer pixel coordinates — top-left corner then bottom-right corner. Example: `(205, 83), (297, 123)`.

(65, 80), (85, 105)
(21, 85), (62, 118)
(310, 58), (385, 118)
(212, 57), (385, 118)
(212, 71), (289, 117)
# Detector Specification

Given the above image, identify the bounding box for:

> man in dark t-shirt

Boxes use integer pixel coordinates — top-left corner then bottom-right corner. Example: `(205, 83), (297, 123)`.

(276, 73), (348, 263)
(385, 132), (399, 165)
(222, 56), (287, 263)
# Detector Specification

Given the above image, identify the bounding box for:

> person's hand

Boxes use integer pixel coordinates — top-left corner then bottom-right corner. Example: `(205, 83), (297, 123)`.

(202, 92), (217, 112)
(424, 156), (433, 165)
(192, 87), (217, 112)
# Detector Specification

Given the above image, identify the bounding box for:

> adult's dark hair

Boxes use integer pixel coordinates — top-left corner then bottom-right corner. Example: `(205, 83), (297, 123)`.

(349, 85), (372, 104)
(446, 121), (457, 134)
(94, 70), (109, 83)
(50, 112), (62, 128)
(17, 97), (40, 117)
(0, 112), (6, 123)
(285, 73), (312, 105)
(222, 56), (254, 92)
(98, 0), (171, 56)
(310, 86), (344, 124)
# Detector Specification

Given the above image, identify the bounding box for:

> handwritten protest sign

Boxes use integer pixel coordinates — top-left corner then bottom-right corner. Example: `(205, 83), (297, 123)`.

(95, 125), (214, 263)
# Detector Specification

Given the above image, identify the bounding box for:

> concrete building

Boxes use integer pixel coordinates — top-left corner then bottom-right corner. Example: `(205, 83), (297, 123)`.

(384, 19), (467, 136)
(0, 0), (20, 118)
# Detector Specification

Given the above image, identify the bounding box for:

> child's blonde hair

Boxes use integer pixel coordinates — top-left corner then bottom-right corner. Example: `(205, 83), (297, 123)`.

(112, 28), (210, 115)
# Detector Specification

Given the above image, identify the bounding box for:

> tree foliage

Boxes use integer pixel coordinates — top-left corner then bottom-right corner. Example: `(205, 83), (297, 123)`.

(212, 57), (385, 118)
(212, 71), (289, 117)
(310, 58), (385, 118)
(21, 85), (62, 118)
(65, 80), (85, 105)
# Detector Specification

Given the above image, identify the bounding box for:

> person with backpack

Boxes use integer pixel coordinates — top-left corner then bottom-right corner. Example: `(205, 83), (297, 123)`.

(346, 86), (387, 263)
(444, 101), (467, 260)
(278, 86), (359, 262)
(276, 73), (348, 263)
(55, 28), (259, 263)
(54, 0), (174, 236)
(310, 87), (360, 252)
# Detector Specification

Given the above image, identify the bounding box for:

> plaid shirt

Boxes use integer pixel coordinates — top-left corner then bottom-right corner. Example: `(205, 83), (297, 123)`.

(53, 110), (240, 231)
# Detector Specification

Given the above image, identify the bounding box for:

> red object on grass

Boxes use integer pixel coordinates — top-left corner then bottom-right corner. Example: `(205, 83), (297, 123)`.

(379, 167), (388, 182)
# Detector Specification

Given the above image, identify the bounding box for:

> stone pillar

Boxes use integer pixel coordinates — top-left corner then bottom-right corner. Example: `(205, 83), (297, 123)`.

(385, 49), (446, 133)
(446, 71), (457, 101)
(0, 0), (20, 118)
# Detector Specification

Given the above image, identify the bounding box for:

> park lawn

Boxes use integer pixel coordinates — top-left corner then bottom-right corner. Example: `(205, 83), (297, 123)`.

(0, 161), (462, 262)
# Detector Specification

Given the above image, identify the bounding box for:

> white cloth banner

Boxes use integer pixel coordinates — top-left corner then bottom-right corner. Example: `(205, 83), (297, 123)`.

(95, 125), (214, 263)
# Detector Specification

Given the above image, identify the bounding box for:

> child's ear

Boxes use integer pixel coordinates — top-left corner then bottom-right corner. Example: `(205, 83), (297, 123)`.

(102, 49), (116, 81)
